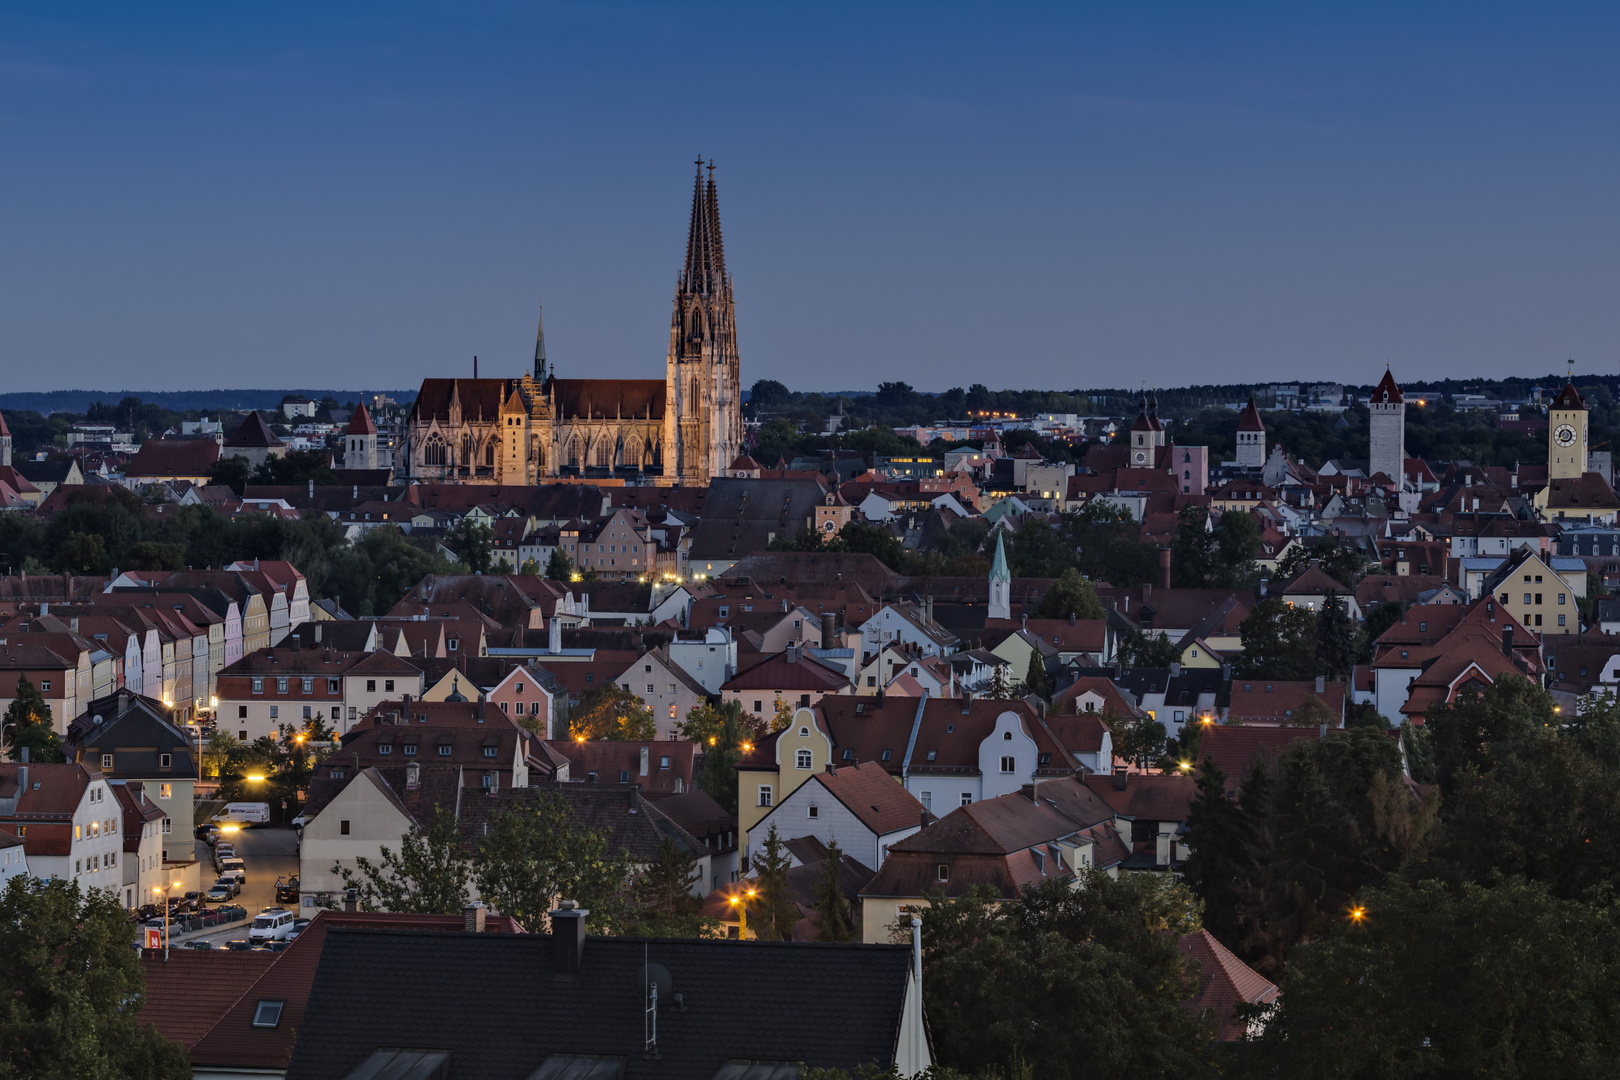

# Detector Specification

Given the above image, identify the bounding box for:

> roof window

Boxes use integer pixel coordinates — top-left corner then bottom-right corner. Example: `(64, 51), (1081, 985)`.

(252, 1000), (285, 1028)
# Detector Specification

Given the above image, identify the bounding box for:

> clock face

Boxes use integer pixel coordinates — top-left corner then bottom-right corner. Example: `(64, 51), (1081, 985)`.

(1133, 451), (1146, 464)
(1554, 424), (1577, 447)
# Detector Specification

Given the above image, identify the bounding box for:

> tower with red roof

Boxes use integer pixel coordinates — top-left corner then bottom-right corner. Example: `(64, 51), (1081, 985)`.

(1368, 367), (1406, 486)
(342, 401), (379, 471)
(1235, 396), (1265, 470)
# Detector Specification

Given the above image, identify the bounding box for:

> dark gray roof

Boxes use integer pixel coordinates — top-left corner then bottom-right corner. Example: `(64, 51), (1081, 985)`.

(64, 690), (197, 779)
(285, 928), (914, 1080)
(688, 478), (830, 562)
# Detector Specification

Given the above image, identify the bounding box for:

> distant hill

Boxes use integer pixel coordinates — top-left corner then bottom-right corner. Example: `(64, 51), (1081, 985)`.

(0, 389), (419, 415)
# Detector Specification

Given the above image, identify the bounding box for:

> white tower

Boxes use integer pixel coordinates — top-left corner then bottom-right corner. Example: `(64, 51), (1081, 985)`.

(1368, 368), (1406, 486)
(988, 530), (1012, 621)
(1235, 397), (1265, 470)
(343, 402), (379, 471)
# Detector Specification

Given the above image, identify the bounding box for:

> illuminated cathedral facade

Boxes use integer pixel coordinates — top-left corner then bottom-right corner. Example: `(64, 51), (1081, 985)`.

(399, 162), (743, 486)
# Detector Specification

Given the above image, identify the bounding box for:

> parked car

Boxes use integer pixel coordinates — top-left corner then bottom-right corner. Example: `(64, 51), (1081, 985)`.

(213, 875), (242, 897)
(224, 939), (252, 951)
(249, 908), (295, 944)
(263, 939), (293, 953)
(195, 823), (220, 842)
(183, 940), (216, 951)
(219, 860), (246, 881)
(274, 876), (300, 904)
(206, 885), (234, 903)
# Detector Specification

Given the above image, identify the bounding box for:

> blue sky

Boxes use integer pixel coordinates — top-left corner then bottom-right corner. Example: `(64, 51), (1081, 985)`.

(3, 2), (1618, 392)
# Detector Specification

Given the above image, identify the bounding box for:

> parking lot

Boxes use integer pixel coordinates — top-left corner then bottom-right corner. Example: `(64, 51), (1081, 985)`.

(163, 825), (302, 948)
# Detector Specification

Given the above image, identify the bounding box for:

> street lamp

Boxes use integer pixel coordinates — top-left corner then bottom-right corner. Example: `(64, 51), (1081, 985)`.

(727, 885), (759, 940)
(152, 880), (184, 960)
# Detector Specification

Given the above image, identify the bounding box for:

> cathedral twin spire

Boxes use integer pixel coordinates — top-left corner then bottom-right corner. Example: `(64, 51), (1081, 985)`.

(682, 158), (728, 298)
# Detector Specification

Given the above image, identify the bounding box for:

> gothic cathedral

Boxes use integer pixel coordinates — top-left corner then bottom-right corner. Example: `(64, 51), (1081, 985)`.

(400, 162), (743, 486)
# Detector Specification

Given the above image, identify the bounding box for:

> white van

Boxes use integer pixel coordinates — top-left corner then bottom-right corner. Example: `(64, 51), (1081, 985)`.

(213, 802), (271, 825)
(249, 908), (295, 943)
(219, 860), (246, 882)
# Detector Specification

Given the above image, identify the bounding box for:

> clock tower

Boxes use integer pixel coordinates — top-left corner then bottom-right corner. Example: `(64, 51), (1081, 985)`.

(1548, 380), (1587, 481)
(1128, 390), (1165, 467)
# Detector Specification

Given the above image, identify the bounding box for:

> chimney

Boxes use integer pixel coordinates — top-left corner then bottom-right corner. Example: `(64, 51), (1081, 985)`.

(1315, 675), (1325, 693)
(1502, 626), (1513, 657)
(639, 746), (649, 778)
(1170, 662), (1181, 677)
(463, 901), (487, 932)
(314, 623), (322, 644)
(406, 762), (420, 789)
(1159, 547), (1172, 589)
(1142, 581), (1152, 603)
(1112, 765), (1128, 791)
(786, 644), (798, 664)
(343, 890), (358, 913)
(550, 900), (588, 973)
(821, 613), (836, 650)
(549, 616), (562, 654)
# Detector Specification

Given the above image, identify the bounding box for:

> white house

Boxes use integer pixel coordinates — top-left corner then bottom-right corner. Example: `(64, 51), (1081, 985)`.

(748, 761), (925, 870)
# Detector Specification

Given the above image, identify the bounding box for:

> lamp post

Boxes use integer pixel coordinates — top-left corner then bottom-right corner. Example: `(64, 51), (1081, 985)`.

(152, 879), (184, 960)
(727, 885), (758, 940)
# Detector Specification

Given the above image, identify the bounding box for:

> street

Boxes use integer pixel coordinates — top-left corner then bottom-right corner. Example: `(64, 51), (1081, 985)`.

(182, 826), (302, 947)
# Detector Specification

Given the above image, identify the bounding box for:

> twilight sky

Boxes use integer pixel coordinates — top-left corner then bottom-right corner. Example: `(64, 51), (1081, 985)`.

(3, 2), (1619, 393)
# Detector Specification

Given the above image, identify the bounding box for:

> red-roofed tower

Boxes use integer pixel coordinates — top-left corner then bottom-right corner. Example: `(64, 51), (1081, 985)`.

(343, 402), (378, 470)
(1368, 367), (1406, 486)
(1235, 396), (1265, 470)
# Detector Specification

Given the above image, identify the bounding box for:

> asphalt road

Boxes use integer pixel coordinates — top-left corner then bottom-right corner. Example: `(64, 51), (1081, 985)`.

(181, 826), (302, 946)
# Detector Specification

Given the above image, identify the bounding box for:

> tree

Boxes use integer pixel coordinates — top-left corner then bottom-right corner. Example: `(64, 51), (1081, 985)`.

(626, 835), (714, 937)
(680, 701), (755, 813)
(1109, 709), (1168, 770)
(1213, 508), (1261, 586)
(518, 557), (541, 576)
(251, 448), (337, 487)
(52, 530), (111, 574)
(1362, 599), (1404, 655)
(1170, 506), (1216, 588)
(916, 875), (1213, 1079)
(1031, 567), (1104, 620)
(1236, 596), (1319, 679)
(748, 378), (791, 411)
(771, 698), (795, 734)
(812, 840), (857, 942)
(444, 518), (495, 575)
(473, 791), (631, 932)
(2, 673), (63, 763)
(1313, 592), (1361, 680)
(1116, 628), (1180, 668)
(545, 548), (574, 580)
(1242, 877), (1620, 1078)
(982, 663), (1022, 700)
(1182, 760), (1258, 947)
(0, 875), (190, 1079)
(335, 807), (470, 914)
(1023, 650), (1052, 700)
(749, 825), (800, 940)
(1007, 519), (1075, 578)
(207, 454), (253, 496)
(568, 685), (657, 741)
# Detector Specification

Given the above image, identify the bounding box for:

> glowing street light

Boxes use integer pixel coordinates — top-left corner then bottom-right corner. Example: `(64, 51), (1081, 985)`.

(245, 774), (266, 784)
(1349, 906), (1366, 923)
(727, 885), (759, 939)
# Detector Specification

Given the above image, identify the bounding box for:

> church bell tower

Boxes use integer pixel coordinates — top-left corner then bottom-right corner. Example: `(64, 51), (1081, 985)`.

(666, 159), (742, 484)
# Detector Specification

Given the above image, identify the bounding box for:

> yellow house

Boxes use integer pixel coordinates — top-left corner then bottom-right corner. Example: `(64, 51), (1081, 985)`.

(735, 706), (833, 859)
(1481, 548), (1580, 636)
(1176, 638), (1226, 670)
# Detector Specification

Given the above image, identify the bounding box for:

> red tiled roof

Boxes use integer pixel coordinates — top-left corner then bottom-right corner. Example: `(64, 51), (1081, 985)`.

(344, 401), (377, 436)
(1226, 680), (1346, 723)
(721, 650), (849, 693)
(123, 439), (220, 478)
(138, 952), (277, 1048)
(1179, 928), (1279, 1040)
(812, 760), (925, 835)
(1196, 725), (1320, 790)
(1080, 773), (1196, 823)
(1370, 369), (1404, 405)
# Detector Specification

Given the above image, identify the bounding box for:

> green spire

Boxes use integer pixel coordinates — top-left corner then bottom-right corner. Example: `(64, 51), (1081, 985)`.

(990, 529), (1010, 583)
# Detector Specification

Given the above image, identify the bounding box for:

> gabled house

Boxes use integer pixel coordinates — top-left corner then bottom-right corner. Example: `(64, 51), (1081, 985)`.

(747, 760), (926, 870)
(719, 645), (851, 718)
(64, 690), (197, 861)
(612, 647), (710, 740)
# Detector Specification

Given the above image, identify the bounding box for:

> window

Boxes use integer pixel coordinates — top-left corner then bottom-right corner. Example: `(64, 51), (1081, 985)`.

(252, 1000), (286, 1029)
(340, 820), (350, 835)
(269, 706), (278, 719)
(438, 745), (452, 756)
(866, 676), (876, 687)
(367, 680), (376, 692)
(647, 684), (655, 695)
(796, 749), (812, 769)
(238, 705), (248, 718)
(758, 786), (773, 807)
(1419, 622), (1427, 632)
(1559, 594), (1567, 605)
(925, 750), (937, 762)
(159, 783), (172, 799)
(483, 772), (496, 788)
(403, 744), (416, 756)
(752, 700), (763, 713)
(585, 674), (594, 683)
(302, 706), (311, 720)
(1000, 756), (1015, 773)
(937, 864), (950, 881)
(483, 746), (497, 757)
(40, 680), (50, 692)
(385, 680), (394, 692)
(921, 791), (932, 810)
(349, 706), (358, 721)
(328, 678), (340, 694)
(961, 793), (972, 806)
(101, 754), (113, 769)
(808, 804), (819, 819)
(162, 817), (171, 833)
(1559, 614), (1567, 626)
(841, 748), (854, 761)
(159, 753), (171, 769)
(252, 677), (264, 695)
(276, 677), (288, 694)
(659, 755), (670, 769)
(379, 744), (392, 755)
(1003, 730), (1012, 741)
(669, 704), (677, 719)
(880, 749), (893, 762)
(1535, 594), (1543, 605)
(1524, 593), (1532, 605)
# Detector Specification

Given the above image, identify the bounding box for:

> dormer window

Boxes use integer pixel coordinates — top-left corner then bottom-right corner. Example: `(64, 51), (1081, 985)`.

(252, 1001), (285, 1029)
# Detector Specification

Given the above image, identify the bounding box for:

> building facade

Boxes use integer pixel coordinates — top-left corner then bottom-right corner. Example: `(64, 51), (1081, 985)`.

(398, 163), (742, 487)
(1368, 368), (1407, 484)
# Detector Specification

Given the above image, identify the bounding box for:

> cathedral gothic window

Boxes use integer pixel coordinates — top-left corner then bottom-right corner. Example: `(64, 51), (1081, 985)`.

(424, 436), (447, 467)
(567, 438), (581, 469)
(593, 439), (613, 468)
(624, 439), (641, 468)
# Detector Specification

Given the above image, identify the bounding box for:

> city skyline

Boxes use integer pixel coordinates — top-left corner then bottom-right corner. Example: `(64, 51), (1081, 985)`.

(5, 3), (1620, 391)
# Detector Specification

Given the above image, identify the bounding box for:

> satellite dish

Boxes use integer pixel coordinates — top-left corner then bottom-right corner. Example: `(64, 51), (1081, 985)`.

(638, 961), (675, 1001)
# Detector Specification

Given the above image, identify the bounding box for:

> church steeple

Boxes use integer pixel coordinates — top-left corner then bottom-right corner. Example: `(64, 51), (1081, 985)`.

(533, 304), (548, 381)
(682, 158), (727, 298)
